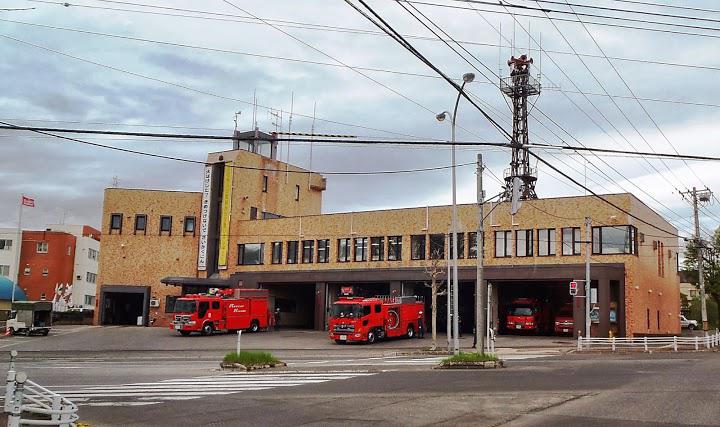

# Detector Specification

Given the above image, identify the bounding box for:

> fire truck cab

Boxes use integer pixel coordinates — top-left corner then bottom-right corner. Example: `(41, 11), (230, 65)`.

(170, 289), (270, 336)
(328, 295), (424, 344)
(505, 297), (548, 334)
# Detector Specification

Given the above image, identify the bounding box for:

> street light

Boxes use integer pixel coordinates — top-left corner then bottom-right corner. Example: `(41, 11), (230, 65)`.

(436, 72), (475, 355)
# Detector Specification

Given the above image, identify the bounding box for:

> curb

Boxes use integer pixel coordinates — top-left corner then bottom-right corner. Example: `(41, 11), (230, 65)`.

(433, 360), (505, 370)
(220, 361), (288, 371)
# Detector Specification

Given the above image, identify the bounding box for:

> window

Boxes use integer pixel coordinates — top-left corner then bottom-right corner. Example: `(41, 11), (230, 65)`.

(165, 296), (177, 313)
(262, 175), (268, 192)
(212, 301), (221, 310)
(184, 217), (196, 234)
(516, 230), (533, 257)
(468, 232), (483, 259)
(562, 227), (582, 256)
(295, 185), (300, 201)
(354, 237), (368, 262)
(429, 234), (445, 259)
(134, 214), (147, 234)
(538, 229), (556, 256)
(250, 207), (258, 220)
(494, 231), (512, 258)
(337, 238), (351, 262)
(657, 310), (660, 330)
(42, 267), (49, 277)
(110, 213), (123, 233)
(36, 242), (48, 253)
(302, 240), (314, 263)
(86, 272), (97, 283)
(411, 235), (426, 260)
(67, 246), (72, 256)
(160, 215), (172, 234)
(370, 237), (384, 261)
(0, 239), (12, 250)
(84, 295), (96, 306)
(88, 248), (99, 261)
(271, 242), (283, 264)
(375, 304), (382, 313)
(592, 226), (637, 255)
(647, 308), (650, 330)
(198, 301), (209, 318)
(449, 233), (465, 259)
(317, 239), (330, 263)
(23, 266), (30, 276)
(238, 243), (264, 265)
(388, 236), (402, 261)
(287, 241), (299, 264)
(0, 265), (9, 277)
(40, 293), (46, 301)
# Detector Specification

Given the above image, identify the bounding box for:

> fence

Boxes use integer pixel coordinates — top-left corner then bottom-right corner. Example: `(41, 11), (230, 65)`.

(577, 330), (720, 352)
(4, 350), (79, 427)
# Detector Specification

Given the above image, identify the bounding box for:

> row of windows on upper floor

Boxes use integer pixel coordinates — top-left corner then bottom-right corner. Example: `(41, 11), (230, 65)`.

(1, 241), (98, 260)
(236, 225), (641, 265)
(10, 264), (97, 283)
(109, 213), (196, 236)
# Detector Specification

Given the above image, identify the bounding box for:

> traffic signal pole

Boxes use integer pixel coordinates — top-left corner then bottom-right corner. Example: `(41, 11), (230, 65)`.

(585, 217), (592, 339)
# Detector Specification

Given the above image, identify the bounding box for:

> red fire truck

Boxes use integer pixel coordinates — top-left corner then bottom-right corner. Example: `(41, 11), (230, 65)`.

(505, 297), (548, 334)
(328, 295), (424, 344)
(170, 289), (270, 336)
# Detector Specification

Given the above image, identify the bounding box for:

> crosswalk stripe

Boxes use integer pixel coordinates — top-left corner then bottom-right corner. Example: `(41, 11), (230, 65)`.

(36, 371), (375, 407)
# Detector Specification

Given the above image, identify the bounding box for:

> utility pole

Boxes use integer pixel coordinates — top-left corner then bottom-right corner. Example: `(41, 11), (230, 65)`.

(476, 154), (486, 353)
(585, 217), (591, 339)
(681, 187), (712, 332)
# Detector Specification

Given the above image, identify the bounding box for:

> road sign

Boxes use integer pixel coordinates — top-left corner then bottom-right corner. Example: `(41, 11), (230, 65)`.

(569, 281), (578, 296)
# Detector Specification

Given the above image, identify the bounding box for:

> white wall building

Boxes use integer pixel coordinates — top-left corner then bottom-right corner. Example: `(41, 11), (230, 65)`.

(0, 228), (21, 285)
(47, 225), (100, 311)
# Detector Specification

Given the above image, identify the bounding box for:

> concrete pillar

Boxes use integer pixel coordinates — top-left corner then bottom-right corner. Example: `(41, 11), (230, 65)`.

(314, 282), (327, 331)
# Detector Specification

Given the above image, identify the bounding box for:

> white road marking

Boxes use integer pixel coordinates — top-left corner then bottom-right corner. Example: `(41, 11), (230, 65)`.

(35, 371), (375, 407)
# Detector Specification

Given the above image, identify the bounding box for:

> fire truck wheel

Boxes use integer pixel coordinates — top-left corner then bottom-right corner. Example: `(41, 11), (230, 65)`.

(179, 331), (191, 337)
(366, 330), (376, 344)
(250, 320), (260, 333)
(201, 323), (214, 336)
(406, 325), (415, 339)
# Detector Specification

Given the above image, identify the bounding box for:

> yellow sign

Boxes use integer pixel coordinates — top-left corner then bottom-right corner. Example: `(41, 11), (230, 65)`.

(218, 161), (234, 269)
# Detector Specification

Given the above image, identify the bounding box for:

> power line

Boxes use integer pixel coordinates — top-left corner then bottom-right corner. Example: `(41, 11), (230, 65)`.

(527, 149), (683, 238)
(0, 120), (478, 176)
(525, 0), (720, 24)
(604, 0), (720, 15)
(422, 0), (720, 34)
(0, 34), (430, 141)
(6, 17), (720, 110)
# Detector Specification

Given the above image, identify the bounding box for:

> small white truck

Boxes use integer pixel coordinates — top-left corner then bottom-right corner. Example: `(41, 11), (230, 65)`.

(6, 301), (52, 336)
(680, 315), (698, 330)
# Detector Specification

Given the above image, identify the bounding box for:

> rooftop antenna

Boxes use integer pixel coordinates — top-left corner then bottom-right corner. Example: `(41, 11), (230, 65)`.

(111, 176), (119, 188)
(285, 92), (294, 183)
(498, 21), (503, 79)
(538, 32), (542, 82)
(252, 90), (258, 132)
(233, 111), (241, 132)
(308, 101), (317, 189)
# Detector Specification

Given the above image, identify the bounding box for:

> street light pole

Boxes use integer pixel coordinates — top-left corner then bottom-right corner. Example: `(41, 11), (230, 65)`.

(476, 154), (486, 354)
(437, 73), (475, 355)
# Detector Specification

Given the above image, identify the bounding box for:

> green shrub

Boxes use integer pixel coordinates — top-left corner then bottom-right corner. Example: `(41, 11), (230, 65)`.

(441, 352), (498, 365)
(223, 351), (280, 366)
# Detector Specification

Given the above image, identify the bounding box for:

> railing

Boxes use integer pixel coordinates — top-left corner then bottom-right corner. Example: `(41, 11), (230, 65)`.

(577, 330), (720, 352)
(4, 351), (79, 427)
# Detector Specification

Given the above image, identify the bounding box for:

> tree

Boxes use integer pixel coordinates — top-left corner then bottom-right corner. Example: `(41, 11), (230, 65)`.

(424, 248), (447, 351)
(683, 228), (720, 329)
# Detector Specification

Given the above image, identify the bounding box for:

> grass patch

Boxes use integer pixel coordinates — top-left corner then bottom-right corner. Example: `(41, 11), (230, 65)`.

(440, 352), (498, 365)
(223, 351), (280, 366)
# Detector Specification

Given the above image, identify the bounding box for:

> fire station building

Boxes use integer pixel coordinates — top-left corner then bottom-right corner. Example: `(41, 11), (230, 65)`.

(96, 134), (681, 337)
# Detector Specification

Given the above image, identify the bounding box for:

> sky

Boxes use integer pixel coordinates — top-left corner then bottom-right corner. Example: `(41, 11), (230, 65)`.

(1, 0), (719, 249)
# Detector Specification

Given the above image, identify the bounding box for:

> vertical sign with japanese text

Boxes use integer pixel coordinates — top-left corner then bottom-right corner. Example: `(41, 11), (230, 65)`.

(197, 165), (212, 271)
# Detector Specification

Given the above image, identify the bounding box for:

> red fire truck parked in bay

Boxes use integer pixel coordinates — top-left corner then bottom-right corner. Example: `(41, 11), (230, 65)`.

(505, 297), (549, 334)
(328, 295), (424, 344)
(170, 289), (270, 336)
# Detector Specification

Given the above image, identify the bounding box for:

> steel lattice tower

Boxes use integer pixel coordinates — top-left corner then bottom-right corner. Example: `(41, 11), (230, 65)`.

(500, 54), (541, 201)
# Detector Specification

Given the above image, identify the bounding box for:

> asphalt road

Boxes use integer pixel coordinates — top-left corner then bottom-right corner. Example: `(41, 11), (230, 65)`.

(67, 352), (718, 427)
(0, 326), (717, 426)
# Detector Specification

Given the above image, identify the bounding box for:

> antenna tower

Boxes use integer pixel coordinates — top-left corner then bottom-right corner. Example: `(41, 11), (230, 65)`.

(500, 54), (541, 201)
